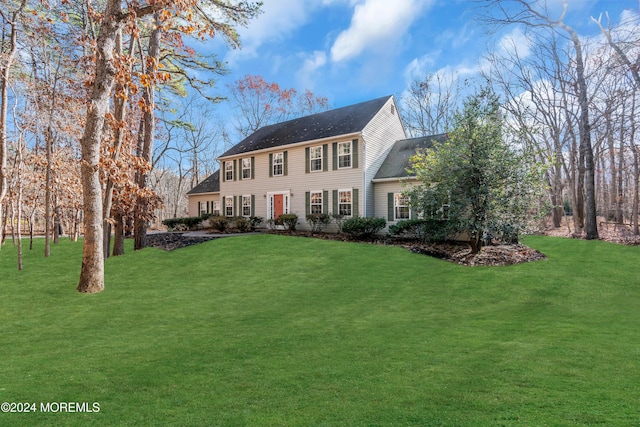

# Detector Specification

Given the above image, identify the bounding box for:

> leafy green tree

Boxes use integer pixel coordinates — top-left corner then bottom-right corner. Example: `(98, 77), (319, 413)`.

(407, 87), (545, 254)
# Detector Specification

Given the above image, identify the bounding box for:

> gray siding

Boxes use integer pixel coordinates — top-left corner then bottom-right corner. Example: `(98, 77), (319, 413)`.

(220, 139), (363, 230)
(361, 98), (407, 216)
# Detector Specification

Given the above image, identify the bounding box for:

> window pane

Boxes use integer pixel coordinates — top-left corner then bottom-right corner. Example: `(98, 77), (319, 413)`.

(310, 192), (322, 214)
(310, 147), (322, 172)
(338, 142), (351, 168)
(338, 190), (352, 216)
(242, 159), (251, 179)
(225, 162), (233, 180)
(273, 153), (283, 176)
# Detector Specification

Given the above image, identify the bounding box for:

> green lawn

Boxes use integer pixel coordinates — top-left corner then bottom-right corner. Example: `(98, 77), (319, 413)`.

(0, 235), (639, 426)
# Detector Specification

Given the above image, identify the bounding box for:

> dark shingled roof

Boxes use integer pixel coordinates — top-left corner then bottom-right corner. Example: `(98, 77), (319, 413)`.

(220, 95), (392, 158)
(374, 134), (447, 180)
(186, 170), (220, 195)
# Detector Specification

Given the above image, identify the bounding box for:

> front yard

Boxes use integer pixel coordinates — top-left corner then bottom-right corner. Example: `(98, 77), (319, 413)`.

(0, 235), (638, 426)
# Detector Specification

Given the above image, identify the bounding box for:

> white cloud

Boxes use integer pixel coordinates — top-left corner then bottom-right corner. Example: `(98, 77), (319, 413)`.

(330, 0), (433, 62)
(498, 28), (532, 59)
(228, 0), (320, 64)
(296, 51), (328, 89)
(403, 52), (440, 84)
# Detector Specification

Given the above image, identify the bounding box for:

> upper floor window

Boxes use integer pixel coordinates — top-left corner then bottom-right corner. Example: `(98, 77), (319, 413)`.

(337, 142), (352, 169)
(272, 152), (284, 176)
(242, 158), (251, 179)
(225, 161), (234, 181)
(310, 146), (322, 172)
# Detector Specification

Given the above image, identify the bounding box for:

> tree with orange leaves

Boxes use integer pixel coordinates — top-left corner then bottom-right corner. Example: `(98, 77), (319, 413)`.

(77, 0), (261, 293)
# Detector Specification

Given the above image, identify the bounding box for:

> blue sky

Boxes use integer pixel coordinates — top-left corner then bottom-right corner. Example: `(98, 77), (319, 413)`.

(205, 0), (637, 111)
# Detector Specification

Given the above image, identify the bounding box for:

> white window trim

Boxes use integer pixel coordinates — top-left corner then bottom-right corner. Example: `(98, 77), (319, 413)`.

(338, 188), (353, 217)
(224, 195), (234, 217)
(242, 158), (251, 179)
(242, 194), (252, 218)
(310, 190), (323, 214)
(225, 162), (234, 181)
(266, 191), (291, 220)
(337, 141), (352, 169)
(394, 193), (410, 221)
(310, 146), (322, 173)
(272, 152), (284, 176)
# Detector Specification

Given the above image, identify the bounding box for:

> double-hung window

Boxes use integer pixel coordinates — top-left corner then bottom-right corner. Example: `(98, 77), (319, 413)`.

(225, 197), (233, 217)
(338, 189), (352, 217)
(242, 195), (251, 217)
(337, 142), (351, 169)
(394, 193), (410, 220)
(225, 161), (234, 181)
(242, 158), (251, 179)
(310, 146), (322, 172)
(310, 192), (323, 214)
(272, 152), (284, 176)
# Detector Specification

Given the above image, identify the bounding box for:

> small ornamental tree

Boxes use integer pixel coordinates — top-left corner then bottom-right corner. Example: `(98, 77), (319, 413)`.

(406, 87), (544, 254)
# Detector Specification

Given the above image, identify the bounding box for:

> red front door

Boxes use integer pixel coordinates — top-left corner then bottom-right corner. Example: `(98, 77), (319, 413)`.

(273, 194), (284, 218)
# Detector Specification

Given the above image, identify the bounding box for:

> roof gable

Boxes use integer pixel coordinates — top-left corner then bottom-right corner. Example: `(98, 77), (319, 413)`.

(186, 170), (220, 195)
(220, 96), (393, 158)
(374, 134), (447, 180)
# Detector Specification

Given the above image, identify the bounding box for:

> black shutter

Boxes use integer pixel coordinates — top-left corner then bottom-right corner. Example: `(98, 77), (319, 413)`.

(332, 142), (337, 170)
(305, 147), (310, 174)
(305, 191), (310, 216)
(323, 144), (328, 172)
(323, 190), (328, 214)
(353, 189), (359, 217)
(388, 193), (394, 220)
(269, 154), (273, 177)
(352, 139), (358, 168)
(251, 156), (255, 180)
(283, 151), (288, 176)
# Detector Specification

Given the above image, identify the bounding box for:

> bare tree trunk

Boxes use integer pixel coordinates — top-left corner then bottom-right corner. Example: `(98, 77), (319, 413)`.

(112, 212), (125, 256)
(565, 27), (598, 240)
(134, 14), (162, 251)
(103, 30), (136, 258)
(16, 141), (23, 270)
(0, 0), (28, 246)
(44, 125), (52, 256)
(77, 0), (123, 294)
(29, 210), (35, 251)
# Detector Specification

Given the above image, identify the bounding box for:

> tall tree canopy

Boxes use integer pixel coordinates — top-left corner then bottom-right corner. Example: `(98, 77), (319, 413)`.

(408, 88), (545, 254)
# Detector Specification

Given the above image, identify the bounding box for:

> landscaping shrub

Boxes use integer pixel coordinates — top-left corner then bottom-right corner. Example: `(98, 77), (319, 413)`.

(277, 214), (299, 231)
(249, 216), (263, 231)
(162, 216), (204, 231)
(341, 216), (386, 239)
(208, 216), (228, 232)
(332, 213), (346, 232)
(389, 218), (450, 243)
(234, 217), (251, 232)
(306, 213), (332, 233)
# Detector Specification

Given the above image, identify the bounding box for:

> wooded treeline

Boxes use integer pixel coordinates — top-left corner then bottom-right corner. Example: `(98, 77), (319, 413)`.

(400, 0), (640, 239)
(0, 0), (333, 291)
(0, 0), (263, 283)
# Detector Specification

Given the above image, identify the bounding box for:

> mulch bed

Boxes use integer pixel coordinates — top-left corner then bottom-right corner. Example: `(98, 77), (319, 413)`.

(266, 230), (546, 266)
(146, 230), (546, 266)
(146, 233), (217, 251)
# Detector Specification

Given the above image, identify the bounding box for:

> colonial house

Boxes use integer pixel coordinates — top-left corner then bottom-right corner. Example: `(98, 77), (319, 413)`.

(186, 95), (442, 230)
